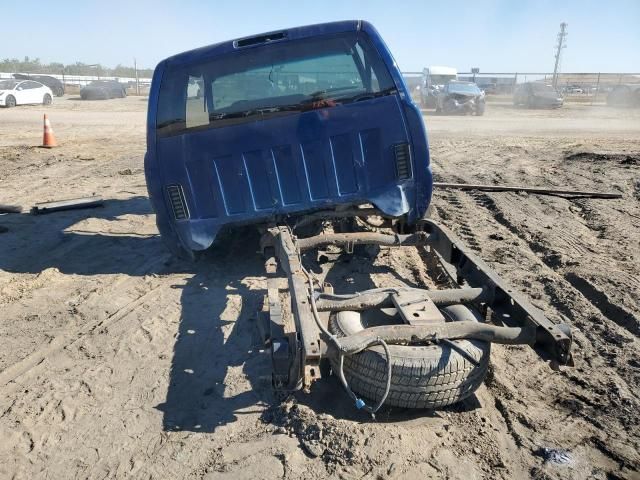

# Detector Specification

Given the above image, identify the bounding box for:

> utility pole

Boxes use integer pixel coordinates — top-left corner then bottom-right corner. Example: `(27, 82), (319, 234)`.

(552, 22), (568, 89)
(134, 58), (140, 95)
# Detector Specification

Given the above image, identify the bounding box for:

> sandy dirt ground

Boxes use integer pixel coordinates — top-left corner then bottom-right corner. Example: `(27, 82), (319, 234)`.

(0, 96), (638, 480)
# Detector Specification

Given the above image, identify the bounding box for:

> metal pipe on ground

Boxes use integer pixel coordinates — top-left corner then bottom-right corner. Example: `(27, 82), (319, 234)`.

(433, 182), (622, 199)
(30, 196), (104, 215)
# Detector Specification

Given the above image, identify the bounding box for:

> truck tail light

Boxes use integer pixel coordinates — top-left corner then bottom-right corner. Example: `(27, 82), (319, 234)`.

(166, 185), (189, 220)
(394, 143), (413, 180)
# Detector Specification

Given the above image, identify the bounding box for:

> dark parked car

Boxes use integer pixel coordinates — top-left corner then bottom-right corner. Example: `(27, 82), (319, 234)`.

(80, 80), (127, 100)
(607, 84), (640, 108)
(436, 81), (485, 115)
(13, 73), (64, 96)
(513, 82), (563, 108)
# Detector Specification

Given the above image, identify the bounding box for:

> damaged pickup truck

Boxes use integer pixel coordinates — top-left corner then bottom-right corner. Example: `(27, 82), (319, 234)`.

(436, 80), (486, 115)
(145, 20), (571, 414)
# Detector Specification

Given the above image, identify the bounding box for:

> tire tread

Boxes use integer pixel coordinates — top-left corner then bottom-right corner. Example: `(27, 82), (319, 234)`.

(329, 305), (490, 409)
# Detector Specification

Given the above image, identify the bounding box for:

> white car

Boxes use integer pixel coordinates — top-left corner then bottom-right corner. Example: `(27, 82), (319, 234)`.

(0, 79), (53, 107)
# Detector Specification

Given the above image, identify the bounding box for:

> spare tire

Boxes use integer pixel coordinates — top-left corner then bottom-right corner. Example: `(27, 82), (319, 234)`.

(328, 304), (490, 409)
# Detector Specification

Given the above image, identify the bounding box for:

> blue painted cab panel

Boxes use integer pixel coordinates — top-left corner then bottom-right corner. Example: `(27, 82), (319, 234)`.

(145, 21), (432, 255)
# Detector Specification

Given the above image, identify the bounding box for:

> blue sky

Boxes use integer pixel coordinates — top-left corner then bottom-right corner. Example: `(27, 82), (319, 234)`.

(4, 0), (639, 73)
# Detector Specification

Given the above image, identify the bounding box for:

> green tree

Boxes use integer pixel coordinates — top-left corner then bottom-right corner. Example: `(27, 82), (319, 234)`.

(0, 58), (153, 77)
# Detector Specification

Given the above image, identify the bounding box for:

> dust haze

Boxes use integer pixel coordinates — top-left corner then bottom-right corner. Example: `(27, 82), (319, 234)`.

(0, 87), (638, 479)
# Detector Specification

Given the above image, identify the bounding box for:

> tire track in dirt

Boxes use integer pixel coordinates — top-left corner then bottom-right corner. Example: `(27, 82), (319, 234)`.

(3, 100), (640, 479)
(454, 187), (639, 360)
(3, 239), (269, 479)
(433, 141), (640, 341)
(431, 193), (540, 454)
(433, 191), (482, 252)
(0, 267), (186, 478)
(0, 257), (166, 390)
(563, 272), (639, 336)
(430, 186), (640, 476)
(0, 281), (163, 389)
(460, 188), (639, 340)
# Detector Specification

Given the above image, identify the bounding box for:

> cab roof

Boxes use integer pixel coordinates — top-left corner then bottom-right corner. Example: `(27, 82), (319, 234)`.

(162, 20), (365, 68)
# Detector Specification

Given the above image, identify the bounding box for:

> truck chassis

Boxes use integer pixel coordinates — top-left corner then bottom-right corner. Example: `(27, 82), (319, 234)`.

(258, 210), (573, 413)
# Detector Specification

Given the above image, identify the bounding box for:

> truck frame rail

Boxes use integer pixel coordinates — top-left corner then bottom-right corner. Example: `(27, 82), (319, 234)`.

(258, 215), (573, 400)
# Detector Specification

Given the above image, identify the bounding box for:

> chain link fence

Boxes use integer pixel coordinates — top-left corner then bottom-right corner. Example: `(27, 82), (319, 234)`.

(401, 71), (640, 104)
(2, 69), (638, 101)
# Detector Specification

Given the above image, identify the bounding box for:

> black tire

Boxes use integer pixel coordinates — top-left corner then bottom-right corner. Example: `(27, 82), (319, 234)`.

(329, 304), (490, 409)
(55, 87), (64, 97)
(5, 95), (16, 108)
(43, 94), (52, 106)
(476, 103), (485, 116)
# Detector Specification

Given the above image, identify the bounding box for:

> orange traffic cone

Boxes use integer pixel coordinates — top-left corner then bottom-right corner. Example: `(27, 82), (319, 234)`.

(41, 114), (58, 148)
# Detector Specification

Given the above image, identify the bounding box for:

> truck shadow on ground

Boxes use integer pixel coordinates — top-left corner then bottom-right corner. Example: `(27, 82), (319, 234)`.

(156, 227), (274, 432)
(0, 197), (167, 276)
(0, 199), (480, 430)
(0, 197), (273, 433)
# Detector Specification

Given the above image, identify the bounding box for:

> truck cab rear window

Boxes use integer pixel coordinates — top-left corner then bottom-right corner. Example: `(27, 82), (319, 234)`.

(156, 32), (396, 136)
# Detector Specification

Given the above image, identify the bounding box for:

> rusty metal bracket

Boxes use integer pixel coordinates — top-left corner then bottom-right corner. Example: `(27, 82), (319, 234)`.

(391, 291), (444, 325)
(263, 227), (322, 391)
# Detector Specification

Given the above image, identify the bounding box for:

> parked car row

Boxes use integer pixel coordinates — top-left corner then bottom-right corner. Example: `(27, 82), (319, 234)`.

(561, 84), (616, 95)
(13, 73), (65, 96)
(0, 76), (130, 107)
(514, 82), (640, 109)
(80, 80), (127, 100)
(0, 79), (53, 107)
(420, 80), (564, 115)
(426, 80), (639, 111)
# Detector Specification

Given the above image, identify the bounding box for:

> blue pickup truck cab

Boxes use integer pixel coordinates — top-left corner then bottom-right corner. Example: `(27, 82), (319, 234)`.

(145, 20), (432, 257)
